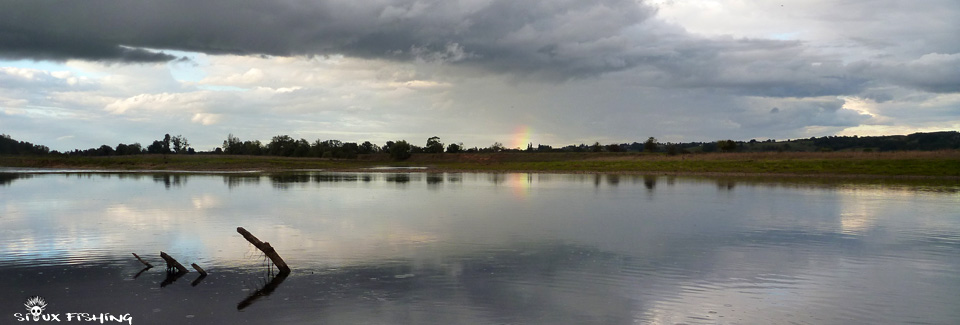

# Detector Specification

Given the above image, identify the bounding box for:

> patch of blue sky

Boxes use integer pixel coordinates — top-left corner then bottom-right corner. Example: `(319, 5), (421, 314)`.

(197, 85), (247, 92)
(163, 49), (209, 83)
(0, 59), (103, 78)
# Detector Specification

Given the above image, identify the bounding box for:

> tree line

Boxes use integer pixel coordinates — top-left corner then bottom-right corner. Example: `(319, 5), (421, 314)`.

(2, 131), (958, 160)
(0, 133), (193, 157)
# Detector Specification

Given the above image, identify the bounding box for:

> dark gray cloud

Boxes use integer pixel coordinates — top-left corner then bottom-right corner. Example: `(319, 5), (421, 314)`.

(0, 0), (865, 97)
(0, 0), (653, 70)
(0, 20), (180, 62)
(880, 54), (960, 93)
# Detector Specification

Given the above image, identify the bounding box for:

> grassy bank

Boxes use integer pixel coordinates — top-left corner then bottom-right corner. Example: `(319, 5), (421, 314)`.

(2, 151), (959, 178)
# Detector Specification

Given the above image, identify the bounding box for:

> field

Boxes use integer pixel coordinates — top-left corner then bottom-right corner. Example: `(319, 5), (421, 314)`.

(2, 151), (959, 179)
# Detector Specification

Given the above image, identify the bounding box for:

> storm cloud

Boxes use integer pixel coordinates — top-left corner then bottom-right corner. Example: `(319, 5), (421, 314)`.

(0, 0), (656, 71)
(0, 1), (867, 93)
(1, 0), (958, 150)
(2, 0), (955, 96)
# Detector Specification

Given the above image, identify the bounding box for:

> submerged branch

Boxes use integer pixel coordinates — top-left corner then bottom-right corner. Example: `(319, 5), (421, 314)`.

(160, 251), (189, 273)
(191, 263), (208, 276)
(237, 227), (291, 275)
(132, 253), (153, 268)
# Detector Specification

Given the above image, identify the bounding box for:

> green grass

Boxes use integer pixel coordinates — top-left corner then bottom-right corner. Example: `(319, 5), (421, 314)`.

(424, 159), (960, 176)
(2, 151), (959, 178)
(0, 155), (379, 171)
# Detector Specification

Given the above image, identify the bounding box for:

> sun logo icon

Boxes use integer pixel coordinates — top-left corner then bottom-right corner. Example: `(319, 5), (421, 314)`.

(24, 296), (47, 321)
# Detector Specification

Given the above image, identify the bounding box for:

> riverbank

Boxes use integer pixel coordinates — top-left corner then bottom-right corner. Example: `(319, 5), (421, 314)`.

(3, 151), (959, 179)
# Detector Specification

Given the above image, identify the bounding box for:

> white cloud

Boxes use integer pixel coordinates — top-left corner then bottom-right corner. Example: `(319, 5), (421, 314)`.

(105, 92), (211, 114)
(191, 113), (221, 126)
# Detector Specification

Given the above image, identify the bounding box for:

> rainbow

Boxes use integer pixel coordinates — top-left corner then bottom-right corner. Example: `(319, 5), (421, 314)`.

(511, 125), (533, 150)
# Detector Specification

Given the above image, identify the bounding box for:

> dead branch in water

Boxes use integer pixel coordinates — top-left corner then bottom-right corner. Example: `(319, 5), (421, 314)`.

(132, 253), (152, 268)
(160, 251), (189, 273)
(236, 227), (291, 275)
(191, 263), (207, 276)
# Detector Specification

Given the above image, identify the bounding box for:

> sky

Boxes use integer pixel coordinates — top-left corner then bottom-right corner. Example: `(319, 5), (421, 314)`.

(1, 0), (958, 152)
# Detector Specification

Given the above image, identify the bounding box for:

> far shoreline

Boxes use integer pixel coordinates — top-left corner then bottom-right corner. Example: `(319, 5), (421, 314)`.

(2, 151), (958, 184)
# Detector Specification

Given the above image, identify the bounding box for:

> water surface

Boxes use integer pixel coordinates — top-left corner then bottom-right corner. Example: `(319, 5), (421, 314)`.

(1, 171), (958, 324)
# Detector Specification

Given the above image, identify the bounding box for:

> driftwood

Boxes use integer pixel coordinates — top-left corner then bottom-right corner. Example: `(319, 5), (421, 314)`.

(132, 253), (153, 268)
(237, 227), (290, 275)
(160, 251), (189, 273)
(191, 263), (207, 276)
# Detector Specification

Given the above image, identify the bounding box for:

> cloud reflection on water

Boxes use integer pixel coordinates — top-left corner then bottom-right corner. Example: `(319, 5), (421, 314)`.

(0, 172), (958, 323)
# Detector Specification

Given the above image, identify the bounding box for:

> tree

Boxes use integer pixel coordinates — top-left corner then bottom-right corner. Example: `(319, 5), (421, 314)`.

(340, 142), (359, 159)
(446, 142), (463, 153)
(242, 140), (264, 155)
(268, 135), (296, 156)
(293, 139), (311, 157)
(701, 142), (718, 153)
(147, 140), (166, 154)
(96, 145), (114, 156)
(425, 136), (444, 153)
(591, 142), (602, 152)
(171, 134), (190, 154)
(488, 142), (504, 152)
(359, 141), (378, 154)
(644, 137), (658, 152)
(162, 134), (171, 153)
(223, 134), (242, 154)
(666, 144), (679, 156)
(115, 142), (143, 155)
(390, 140), (412, 160)
(383, 141), (395, 154)
(718, 140), (738, 152)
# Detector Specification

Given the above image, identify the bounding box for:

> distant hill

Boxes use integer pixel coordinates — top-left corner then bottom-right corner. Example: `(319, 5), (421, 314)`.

(554, 131), (960, 154)
(709, 131), (960, 153)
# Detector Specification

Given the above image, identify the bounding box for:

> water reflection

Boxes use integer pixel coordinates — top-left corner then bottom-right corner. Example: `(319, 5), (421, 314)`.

(133, 266), (151, 279)
(314, 174), (359, 182)
(224, 174), (261, 189)
(191, 273), (207, 287)
(269, 174), (312, 189)
(0, 172), (27, 185)
(154, 174), (188, 189)
(1, 171), (958, 324)
(606, 174), (620, 186)
(426, 173), (444, 184)
(386, 173), (410, 184)
(160, 270), (189, 288)
(716, 179), (736, 191)
(643, 175), (656, 190)
(37, 171), (943, 195)
(237, 273), (287, 310)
